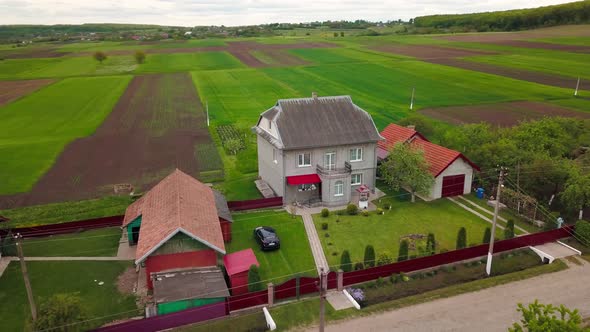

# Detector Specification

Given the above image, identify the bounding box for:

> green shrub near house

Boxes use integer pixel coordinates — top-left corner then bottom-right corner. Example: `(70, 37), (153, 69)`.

(575, 220), (590, 246)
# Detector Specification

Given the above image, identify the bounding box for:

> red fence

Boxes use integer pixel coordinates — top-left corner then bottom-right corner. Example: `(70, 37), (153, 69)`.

(94, 301), (228, 332)
(0, 215), (124, 238)
(227, 197), (283, 211)
(227, 288), (268, 312)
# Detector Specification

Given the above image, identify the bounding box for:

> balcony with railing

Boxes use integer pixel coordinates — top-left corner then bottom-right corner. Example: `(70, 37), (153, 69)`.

(316, 161), (352, 176)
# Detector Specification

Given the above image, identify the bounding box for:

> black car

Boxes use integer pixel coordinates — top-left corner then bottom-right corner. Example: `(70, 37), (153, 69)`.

(254, 226), (280, 250)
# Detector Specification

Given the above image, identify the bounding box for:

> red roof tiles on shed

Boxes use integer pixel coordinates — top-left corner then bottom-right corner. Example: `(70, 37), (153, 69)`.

(123, 169), (226, 264)
(223, 248), (260, 276)
(378, 123), (427, 150)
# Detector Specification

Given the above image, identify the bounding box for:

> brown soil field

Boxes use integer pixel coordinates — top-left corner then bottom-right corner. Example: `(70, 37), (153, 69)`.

(373, 44), (495, 60)
(419, 101), (590, 127)
(0, 73), (222, 207)
(486, 40), (590, 53)
(439, 25), (590, 43)
(0, 48), (69, 59)
(429, 58), (583, 90)
(0, 79), (54, 106)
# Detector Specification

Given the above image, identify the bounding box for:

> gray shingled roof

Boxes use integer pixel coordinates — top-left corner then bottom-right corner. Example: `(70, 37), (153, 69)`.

(213, 190), (232, 222)
(256, 95), (383, 150)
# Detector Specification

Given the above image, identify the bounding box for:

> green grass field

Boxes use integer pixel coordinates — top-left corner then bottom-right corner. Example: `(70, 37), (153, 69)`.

(136, 51), (245, 73)
(315, 197), (492, 267)
(0, 261), (138, 331)
(0, 76), (131, 194)
(21, 227), (121, 257)
(227, 211), (317, 284)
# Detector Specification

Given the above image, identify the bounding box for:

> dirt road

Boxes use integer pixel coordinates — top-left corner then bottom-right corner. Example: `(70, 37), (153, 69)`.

(306, 260), (590, 332)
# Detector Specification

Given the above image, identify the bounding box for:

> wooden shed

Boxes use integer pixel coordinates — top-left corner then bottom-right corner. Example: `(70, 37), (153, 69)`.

(223, 249), (260, 295)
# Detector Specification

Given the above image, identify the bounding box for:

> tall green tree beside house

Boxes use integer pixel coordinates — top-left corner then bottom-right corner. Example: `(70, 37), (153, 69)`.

(380, 142), (434, 203)
(560, 172), (590, 220)
(363, 245), (375, 268)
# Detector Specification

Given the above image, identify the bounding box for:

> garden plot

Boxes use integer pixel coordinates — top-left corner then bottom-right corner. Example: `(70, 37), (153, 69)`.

(4, 73), (223, 206)
(419, 101), (590, 127)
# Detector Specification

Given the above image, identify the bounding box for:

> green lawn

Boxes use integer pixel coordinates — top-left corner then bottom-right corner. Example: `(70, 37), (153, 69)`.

(315, 194), (492, 267)
(0, 75), (131, 194)
(0, 261), (138, 331)
(0, 56), (138, 79)
(135, 52), (245, 73)
(227, 211), (317, 284)
(20, 227), (121, 257)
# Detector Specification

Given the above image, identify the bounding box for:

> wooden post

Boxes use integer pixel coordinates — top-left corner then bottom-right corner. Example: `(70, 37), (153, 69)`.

(15, 234), (37, 321)
(267, 282), (274, 307)
(337, 269), (344, 291)
(574, 77), (580, 96)
(318, 268), (326, 332)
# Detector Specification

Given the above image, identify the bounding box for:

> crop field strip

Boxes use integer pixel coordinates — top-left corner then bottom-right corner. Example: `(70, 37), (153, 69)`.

(0, 79), (55, 106)
(0, 73), (223, 208)
(0, 76), (131, 201)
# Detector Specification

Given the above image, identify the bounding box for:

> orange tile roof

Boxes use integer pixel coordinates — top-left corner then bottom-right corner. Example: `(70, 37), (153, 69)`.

(378, 123), (427, 150)
(379, 124), (479, 177)
(124, 169), (226, 264)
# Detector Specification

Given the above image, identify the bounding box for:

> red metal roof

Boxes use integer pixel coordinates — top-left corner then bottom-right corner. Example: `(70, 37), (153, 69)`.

(378, 123), (427, 150)
(286, 173), (321, 185)
(223, 248), (260, 276)
(411, 138), (480, 177)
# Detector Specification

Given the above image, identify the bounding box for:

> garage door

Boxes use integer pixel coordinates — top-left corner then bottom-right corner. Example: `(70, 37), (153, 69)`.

(441, 174), (465, 197)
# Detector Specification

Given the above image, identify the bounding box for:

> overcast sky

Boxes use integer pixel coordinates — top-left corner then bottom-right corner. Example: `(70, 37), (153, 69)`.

(0, 0), (576, 26)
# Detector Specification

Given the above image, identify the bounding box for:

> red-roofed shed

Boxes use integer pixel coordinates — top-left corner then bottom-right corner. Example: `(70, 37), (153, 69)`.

(223, 249), (260, 295)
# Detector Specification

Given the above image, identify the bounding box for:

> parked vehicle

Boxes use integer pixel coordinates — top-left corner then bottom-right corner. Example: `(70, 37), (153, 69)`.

(254, 226), (280, 250)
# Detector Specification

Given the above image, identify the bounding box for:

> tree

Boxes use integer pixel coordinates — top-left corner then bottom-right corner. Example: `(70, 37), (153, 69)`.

(397, 114), (435, 138)
(33, 293), (87, 332)
(504, 219), (515, 239)
(482, 227), (491, 244)
(340, 31), (344, 37)
(509, 300), (588, 332)
(340, 250), (352, 272)
(93, 51), (107, 64)
(398, 240), (409, 262)
(248, 264), (262, 292)
(380, 142), (434, 203)
(376, 252), (393, 266)
(426, 233), (436, 255)
(363, 245), (375, 268)
(456, 227), (467, 249)
(134, 50), (146, 64)
(560, 172), (590, 220)
(575, 220), (590, 247)
(333, 32), (338, 37)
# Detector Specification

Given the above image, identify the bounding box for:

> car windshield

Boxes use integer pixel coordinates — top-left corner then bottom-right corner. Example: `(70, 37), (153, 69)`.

(259, 228), (276, 237)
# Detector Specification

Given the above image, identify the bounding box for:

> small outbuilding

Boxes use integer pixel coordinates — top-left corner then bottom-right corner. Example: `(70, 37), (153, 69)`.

(223, 248), (260, 295)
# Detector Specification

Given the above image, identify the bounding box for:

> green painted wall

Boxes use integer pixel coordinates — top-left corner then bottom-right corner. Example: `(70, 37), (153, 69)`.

(152, 232), (208, 256)
(126, 216), (142, 244)
(157, 297), (225, 315)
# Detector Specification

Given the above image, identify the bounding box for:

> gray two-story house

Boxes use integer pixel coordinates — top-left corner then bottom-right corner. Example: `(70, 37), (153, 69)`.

(253, 94), (384, 207)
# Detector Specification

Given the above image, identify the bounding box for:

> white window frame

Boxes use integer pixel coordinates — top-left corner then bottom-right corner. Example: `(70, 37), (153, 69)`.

(351, 173), (362, 185)
(350, 147), (363, 162)
(324, 151), (336, 170)
(297, 152), (311, 167)
(334, 180), (344, 197)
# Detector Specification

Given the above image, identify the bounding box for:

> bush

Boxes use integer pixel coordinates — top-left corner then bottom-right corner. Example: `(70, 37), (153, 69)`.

(382, 203), (391, 210)
(33, 293), (87, 332)
(504, 219), (515, 239)
(398, 240), (409, 262)
(376, 208), (384, 215)
(426, 233), (436, 255)
(321, 208), (330, 218)
(321, 222), (328, 230)
(346, 204), (358, 215)
(324, 233), (330, 238)
(482, 227), (491, 244)
(361, 210), (369, 217)
(364, 245), (376, 268)
(340, 250), (352, 272)
(575, 220), (590, 246)
(354, 262), (364, 271)
(456, 227), (467, 249)
(248, 265), (262, 292)
(377, 251), (393, 266)
(376, 277), (386, 287)
(134, 50), (146, 64)
(332, 252), (338, 256)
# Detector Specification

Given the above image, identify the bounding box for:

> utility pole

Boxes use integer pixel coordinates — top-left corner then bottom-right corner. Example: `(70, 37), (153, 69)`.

(15, 233), (37, 321)
(574, 77), (580, 96)
(318, 267), (326, 332)
(409, 87), (415, 110)
(486, 167), (507, 276)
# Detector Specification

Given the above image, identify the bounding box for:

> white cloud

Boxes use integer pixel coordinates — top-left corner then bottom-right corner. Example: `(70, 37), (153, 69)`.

(0, 0), (575, 26)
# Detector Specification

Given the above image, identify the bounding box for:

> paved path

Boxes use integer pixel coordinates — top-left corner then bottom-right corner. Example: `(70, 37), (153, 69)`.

(306, 260), (590, 332)
(457, 196), (529, 234)
(0, 256), (11, 278)
(301, 212), (329, 275)
(116, 228), (136, 260)
(327, 291), (355, 310)
(448, 197), (506, 230)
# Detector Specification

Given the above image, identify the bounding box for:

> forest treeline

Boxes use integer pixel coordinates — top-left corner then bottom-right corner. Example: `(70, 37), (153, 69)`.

(414, 1), (590, 32)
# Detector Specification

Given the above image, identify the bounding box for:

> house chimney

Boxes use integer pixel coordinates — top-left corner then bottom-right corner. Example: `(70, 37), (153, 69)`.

(406, 125), (416, 130)
(312, 92), (318, 99)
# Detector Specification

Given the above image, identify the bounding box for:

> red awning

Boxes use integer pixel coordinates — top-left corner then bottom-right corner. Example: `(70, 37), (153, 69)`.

(287, 174), (321, 186)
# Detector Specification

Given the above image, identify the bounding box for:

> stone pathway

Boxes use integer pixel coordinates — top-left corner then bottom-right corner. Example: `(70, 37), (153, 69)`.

(456, 196), (529, 234)
(447, 197), (506, 230)
(301, 212), (330, 275)
(117, 228), (136, 260)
